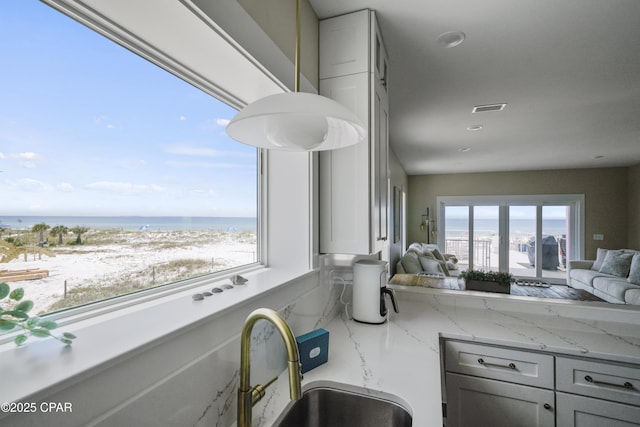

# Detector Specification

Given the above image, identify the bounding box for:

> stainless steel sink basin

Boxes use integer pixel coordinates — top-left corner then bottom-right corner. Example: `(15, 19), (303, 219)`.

(272, 381), (412, 427)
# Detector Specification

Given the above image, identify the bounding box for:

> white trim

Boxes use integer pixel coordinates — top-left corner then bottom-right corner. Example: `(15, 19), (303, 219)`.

(437, 194), (585, 278)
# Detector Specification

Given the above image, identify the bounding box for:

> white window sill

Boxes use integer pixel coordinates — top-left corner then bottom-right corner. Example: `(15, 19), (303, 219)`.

(0, 266), (315, 405)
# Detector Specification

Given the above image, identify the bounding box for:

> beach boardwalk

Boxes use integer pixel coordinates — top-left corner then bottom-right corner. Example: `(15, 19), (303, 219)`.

(0, 268), (50, 282)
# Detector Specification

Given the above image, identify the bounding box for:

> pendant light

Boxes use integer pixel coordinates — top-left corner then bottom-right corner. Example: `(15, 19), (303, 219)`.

(226, 0), (367, 151)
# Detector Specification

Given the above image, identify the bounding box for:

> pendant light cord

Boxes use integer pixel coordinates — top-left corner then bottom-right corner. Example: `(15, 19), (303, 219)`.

(294, 0), (301, 92)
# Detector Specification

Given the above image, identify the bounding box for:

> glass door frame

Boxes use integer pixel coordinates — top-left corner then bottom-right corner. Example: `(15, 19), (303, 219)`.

(436, 195), (585, 282)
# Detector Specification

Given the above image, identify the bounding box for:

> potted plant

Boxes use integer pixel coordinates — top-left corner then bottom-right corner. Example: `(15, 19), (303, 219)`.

(459, 270), (514, 294)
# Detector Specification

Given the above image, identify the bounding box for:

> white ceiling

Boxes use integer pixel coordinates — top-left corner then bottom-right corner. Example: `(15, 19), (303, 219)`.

(309, 0), (640, 175)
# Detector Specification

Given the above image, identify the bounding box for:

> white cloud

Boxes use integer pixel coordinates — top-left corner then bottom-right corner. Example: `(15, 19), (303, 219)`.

(179, 115), (187, 121)
(11, 152), (43, 169)
(165, 160), (237, 169)
(14, 178), (54, 192)
(84, 181), (165, 194)
(57, 182), (74, 192)
(0, 152), (5, 159)
(215, 118), (230, 127)
(164, 143), (254, 159)
(164, 144), (219, 157)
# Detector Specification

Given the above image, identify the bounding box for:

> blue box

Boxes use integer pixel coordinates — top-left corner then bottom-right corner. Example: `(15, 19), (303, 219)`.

(296, 328), (329, 373)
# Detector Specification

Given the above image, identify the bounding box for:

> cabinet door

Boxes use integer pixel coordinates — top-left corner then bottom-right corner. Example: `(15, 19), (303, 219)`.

(319, 10), (369, 79)
(557, 392), (640, 426)
(446, 373), (555, 427)
(371, 11), (388, 95)
(319, 73), (371, 254)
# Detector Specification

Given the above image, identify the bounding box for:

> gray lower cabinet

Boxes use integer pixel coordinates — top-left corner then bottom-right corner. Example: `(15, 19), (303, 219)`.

(446, 373), (555, 427)
(556, 392), (640, 426)
(444, 340), (555, 427)
(443, 340), (640, 427)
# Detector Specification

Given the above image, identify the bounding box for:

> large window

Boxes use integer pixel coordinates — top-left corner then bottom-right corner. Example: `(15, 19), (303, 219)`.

(438, 195), (584, 283)
(0, 2), (258, 315)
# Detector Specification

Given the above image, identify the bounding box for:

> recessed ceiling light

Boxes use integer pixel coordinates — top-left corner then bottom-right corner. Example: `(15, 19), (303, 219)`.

(472, 103), (507, 113)
(467, 125), (484, 131)
(437, 31), (466, 48)
(459, 147), (472, 152)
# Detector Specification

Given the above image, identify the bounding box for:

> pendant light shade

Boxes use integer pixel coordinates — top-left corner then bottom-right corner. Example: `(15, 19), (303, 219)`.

(226, 92), (366, 151)
(225, 0), (367, 151)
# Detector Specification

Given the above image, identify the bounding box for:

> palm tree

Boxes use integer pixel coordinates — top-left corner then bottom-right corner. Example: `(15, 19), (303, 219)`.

(70, 226), (89, 245)
(31, 222), (50, 246)
(50, 225), (69, 245)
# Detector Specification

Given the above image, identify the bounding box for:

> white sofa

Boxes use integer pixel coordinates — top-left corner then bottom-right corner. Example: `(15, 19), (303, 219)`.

(568, 248), (640, 304)
(396, 242), (460, 277)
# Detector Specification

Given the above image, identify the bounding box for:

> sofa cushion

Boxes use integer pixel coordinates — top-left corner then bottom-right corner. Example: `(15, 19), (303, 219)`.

(400, 252), (423, 274)
(599, 250), (634, 277)
(624, 288), (640, 305)
(418, 256), (446, 275)
(591, 248), (608, 271)
(628, 253), (640, 285)
(569, 268), (607, 287)
(593, 277), (638, 302)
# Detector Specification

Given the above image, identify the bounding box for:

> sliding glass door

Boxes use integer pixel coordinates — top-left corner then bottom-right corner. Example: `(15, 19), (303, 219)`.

(438, 195), (583, 284)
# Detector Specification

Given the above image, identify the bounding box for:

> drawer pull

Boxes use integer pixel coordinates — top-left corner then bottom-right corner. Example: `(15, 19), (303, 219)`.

(477, 358), (517, 370)
(585, 375), (634, 390)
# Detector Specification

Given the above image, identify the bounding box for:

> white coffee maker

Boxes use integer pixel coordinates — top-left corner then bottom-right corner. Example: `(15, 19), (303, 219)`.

(352, 260), (399, 324)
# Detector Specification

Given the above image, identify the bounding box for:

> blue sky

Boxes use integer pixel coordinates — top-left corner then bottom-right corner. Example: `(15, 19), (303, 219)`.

(0, 1), (257, 217)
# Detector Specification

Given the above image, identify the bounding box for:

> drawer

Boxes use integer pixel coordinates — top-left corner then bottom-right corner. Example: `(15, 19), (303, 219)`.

(445, 341), (554, 388)
(556, 357), (640, 406)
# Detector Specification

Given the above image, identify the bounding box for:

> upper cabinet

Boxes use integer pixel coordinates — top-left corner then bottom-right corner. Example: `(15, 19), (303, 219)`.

(319, 10), (390, 255)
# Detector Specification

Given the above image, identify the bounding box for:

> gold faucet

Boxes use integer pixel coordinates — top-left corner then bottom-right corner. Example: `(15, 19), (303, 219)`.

(238, 308), (302, 427)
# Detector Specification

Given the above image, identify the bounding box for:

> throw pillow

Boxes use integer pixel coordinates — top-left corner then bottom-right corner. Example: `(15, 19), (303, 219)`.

(400, 252), (422, 274)
(430, 247), (446, 261)
(418, 256), (445, 275)
(591, 248), (608, 271)
(446, 260), (458, 271)
(628, 253), (640, 285)
(599, 250), (634, 277)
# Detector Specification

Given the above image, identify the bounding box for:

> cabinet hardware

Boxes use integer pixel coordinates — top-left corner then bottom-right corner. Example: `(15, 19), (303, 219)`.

(543, 403), (552, 411)
(585, 375), (634, 390)
(477, 358), (517, 370)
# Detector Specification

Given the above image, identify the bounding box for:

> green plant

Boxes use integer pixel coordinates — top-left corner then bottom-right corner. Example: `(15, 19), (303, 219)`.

(459, 269), (514, 286)
(0, 282), (76, 346)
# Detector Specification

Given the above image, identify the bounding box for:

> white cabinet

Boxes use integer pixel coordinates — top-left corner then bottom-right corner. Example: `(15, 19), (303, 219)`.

(444, 340), (555, 427)
(556, 392), (640, 426)
(319, 9), (389, 255)
(443, 339), (640, 427)
(556, 356), (640, 426)
(446, 373), (555, 427)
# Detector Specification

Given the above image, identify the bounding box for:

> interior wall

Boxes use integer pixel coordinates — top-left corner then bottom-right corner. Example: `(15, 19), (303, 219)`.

(408, 167), (630, 259)
(238, 0), (319, 88)
(388, 148), (409, 274)
(628, 164), (640, 249)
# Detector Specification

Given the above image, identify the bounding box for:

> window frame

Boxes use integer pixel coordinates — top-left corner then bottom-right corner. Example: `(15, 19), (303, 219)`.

(0, 0), (276, 335)
(437, 194), (585, 281)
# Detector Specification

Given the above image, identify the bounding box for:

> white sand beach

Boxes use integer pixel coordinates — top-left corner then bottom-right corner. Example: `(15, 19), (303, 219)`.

(2, 229), (257, 315)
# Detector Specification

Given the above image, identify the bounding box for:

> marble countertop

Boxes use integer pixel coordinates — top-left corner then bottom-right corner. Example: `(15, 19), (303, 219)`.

(255, 287), (640, 426)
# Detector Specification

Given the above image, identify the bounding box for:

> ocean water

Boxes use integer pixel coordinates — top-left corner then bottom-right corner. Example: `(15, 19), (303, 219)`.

(0, 216), (257, 233)
(446, 218), (567, 237)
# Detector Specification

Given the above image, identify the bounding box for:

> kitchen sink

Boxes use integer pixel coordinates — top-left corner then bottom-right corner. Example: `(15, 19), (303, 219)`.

(272, 380), (412, 427)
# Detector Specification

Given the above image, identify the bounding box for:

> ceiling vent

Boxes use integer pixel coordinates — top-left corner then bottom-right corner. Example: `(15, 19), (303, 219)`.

(472, 103), (507, 113)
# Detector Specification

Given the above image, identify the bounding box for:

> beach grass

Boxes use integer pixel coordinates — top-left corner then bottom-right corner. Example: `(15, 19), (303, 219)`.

(3, 227), (257, 314)
(46, 258), (217, 312)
